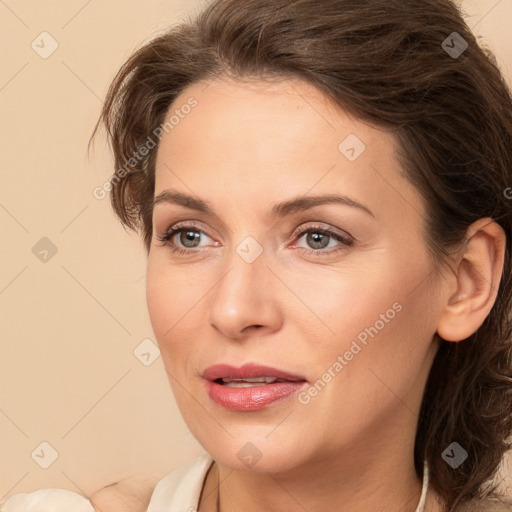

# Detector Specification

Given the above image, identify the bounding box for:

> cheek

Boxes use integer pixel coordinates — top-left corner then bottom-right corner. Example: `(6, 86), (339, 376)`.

(145, 257), (195, 351)
(294, 255), (436, 374)
(145, 254), (216, 380)
(146, 252), (195, 327)
(285, 264), (400, 348)
(145, 262), (170, 338)
(323, 273), (437, 409)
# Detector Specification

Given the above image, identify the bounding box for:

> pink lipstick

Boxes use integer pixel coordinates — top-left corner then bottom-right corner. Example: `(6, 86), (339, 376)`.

(203, 363), (307, 411)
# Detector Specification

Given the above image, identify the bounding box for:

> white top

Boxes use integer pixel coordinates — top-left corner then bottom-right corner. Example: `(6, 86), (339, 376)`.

(0, 488), (95, 512)
(148, 452), (214, 511)
(146, 454), (512, 512)
(0, 453), (215, 512)
(3, 452), (512, 511)
(147, 453), (429, 512)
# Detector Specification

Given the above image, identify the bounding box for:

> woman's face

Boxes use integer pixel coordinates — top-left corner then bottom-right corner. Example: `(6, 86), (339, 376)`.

(146, 76), (445, 473)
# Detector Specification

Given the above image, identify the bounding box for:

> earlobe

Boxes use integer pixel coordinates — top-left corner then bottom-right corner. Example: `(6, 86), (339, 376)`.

(436, 218), (506, 343)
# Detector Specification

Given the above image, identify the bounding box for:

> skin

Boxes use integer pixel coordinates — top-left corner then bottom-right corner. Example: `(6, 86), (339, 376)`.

(91, 75), (505, 512)
(89, 476), (158, 512)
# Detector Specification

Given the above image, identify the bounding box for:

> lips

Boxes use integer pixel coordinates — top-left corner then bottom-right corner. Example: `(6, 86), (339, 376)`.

(202, 363), (307, 383)
(202, 363), (308, 411)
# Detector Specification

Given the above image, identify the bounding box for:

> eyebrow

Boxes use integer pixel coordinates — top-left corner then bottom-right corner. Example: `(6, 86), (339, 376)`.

(152, 190), (375, 219)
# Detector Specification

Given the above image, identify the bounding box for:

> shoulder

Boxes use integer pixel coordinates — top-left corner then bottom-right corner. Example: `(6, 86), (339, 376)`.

(455, 496), (512, 512)
(89, 473), (160, 512)
(0, 454), (213, 512)
(0, 488), (94, 512)
(0, 478), (159, 512)
(90, 454), (213, 512)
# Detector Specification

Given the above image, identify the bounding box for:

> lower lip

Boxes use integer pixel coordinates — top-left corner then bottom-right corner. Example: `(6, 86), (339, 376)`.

(205, 380), (307, 411)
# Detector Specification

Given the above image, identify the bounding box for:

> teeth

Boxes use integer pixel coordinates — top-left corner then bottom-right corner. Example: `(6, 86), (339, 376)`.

(222, 377), (278, 383)
(223, 382), (268, 388)
(221, 377), (278, 385)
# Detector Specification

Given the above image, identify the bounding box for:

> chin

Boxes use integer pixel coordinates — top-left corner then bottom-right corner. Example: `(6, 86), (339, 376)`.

(194, 427), (313, 474)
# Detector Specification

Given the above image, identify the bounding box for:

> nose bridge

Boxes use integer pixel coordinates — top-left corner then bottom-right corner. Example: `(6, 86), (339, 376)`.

(207, 234), (280, 338)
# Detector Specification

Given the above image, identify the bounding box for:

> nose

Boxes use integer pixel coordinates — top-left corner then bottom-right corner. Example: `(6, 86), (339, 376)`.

(207, 246), (283, 341)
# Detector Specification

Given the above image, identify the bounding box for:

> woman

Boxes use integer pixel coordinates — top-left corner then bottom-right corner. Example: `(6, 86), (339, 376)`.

(3, 0), (512, 511)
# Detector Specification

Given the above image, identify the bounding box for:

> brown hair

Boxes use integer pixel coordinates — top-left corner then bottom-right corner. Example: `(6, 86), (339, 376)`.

(89, 1), (512, 510)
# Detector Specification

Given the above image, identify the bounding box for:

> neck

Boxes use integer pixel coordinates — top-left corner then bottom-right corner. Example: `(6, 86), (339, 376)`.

(199, 436), (444, 512)
(198, 370), (447, 512)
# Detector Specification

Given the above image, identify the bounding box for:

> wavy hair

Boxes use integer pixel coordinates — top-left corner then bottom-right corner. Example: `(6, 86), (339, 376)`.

(89, 1), (512, 510)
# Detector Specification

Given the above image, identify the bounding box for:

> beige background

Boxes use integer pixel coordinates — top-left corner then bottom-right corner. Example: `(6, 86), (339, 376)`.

(1, 0), (511, 502)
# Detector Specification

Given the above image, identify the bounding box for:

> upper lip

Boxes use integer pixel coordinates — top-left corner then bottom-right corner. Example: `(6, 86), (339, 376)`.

(203, 363), (307, 382)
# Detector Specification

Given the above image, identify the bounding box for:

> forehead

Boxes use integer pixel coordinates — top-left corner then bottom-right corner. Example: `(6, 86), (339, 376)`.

(153, 75), (421, 225)
(156, 75), (386, 158)
(157, 78), (388, 170)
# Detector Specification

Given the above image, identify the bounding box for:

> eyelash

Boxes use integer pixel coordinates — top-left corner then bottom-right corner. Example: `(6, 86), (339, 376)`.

(156, 222), (354, 257)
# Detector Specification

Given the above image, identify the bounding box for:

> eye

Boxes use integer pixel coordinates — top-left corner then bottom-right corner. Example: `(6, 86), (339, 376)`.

(156, 222), (216, 255)
(155, 221), (354, 257)
(293, 224), (354, 256)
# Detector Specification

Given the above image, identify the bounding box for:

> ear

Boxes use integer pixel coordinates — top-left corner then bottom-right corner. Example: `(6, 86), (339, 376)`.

(436, 218), (506, 343)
